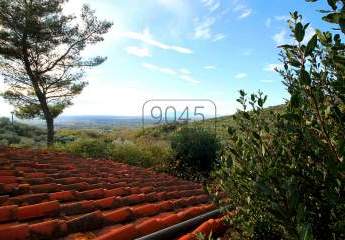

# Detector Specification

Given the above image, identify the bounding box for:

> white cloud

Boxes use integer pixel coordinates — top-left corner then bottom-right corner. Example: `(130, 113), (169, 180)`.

(238, 8), (252, 19)
(273, 29), (287, 45)
(210, 2), (220, 12)
(158, 0), (184, 9)
(142, 63), (200, 84)
(212, 33), (226, 42)
(202, 0), (220, 12)
(204, 65), (217, 70)
(275, 15), (289, 21)
(233, 2), (252, 19)
(143, 63), (176, 75)
(194, 17), (216, 40)
(263, 63), (283, 72)
(118, 28), (193, 54)
(265, 18), (272, 28)
(179, 68), (192, 75)
(125, 46), (151, 58)
(179, 75), (200, 84)
(157, 0), (191, 18)
(193, 18), (226, 42)
(235, 73), (247, 79)
(64, 83), (154, 116)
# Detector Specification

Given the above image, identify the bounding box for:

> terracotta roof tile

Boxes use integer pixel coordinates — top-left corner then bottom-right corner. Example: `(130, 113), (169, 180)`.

(0, 147), (227, 239)
(0, 223), (30, 240)
(29, 219), (67, 239)
(16, 200), (60, 221)
(135, 218), (161, 236)
(159, 213), (181, 227)
(94, 224), (137, 240)
(177, 216), (229, 240)
(0, 205), (17, 223)
(49, 190), (77, 202)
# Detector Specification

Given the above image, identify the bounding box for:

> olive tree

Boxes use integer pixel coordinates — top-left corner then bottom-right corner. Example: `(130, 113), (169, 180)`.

(211, 1), (345, 239)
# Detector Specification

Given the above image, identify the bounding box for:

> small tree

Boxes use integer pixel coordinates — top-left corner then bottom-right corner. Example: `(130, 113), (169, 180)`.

(0, 0), (112, 145)
(171, 127), (220, 180)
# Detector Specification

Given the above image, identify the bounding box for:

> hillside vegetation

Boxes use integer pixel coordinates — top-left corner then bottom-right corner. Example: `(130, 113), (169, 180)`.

(0, 118), (46, 147)
(0, 107), (263, 170)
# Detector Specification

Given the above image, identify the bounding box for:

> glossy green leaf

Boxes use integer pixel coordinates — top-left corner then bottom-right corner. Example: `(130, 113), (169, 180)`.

(322, 12), (345, 24)
(305, 34), (318, 56)
(295, 22), (305, 42)
(300, 69), (311, 85)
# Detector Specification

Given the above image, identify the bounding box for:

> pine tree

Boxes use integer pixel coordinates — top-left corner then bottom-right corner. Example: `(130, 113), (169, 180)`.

(0, 0), (112, 145)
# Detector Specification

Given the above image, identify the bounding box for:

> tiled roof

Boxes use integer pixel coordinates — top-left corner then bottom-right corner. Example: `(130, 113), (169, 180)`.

(0, 147), (227, 240)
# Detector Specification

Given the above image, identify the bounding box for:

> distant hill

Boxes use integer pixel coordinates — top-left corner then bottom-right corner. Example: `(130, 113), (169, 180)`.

(19, 116), (149, 129)
(55, 116), (144, 129)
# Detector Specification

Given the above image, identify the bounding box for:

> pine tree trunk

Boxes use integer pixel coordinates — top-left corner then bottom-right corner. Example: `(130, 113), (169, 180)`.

(21, 32), (56, 146)
(38, 96), (55, 146)
(38, 95), (55, 146)
(46, 115), (54, 146)
(31, 88), (55, 146)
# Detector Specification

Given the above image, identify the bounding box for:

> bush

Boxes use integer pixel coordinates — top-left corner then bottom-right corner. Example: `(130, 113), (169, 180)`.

(211, 5), (345, 240)
(60, 138), (111, 159)
(55, 136), (173, 169)
(0, 117), (46, 146)
(0, 117), (11, 127)
(110, 141), (172, 168)
(0, 132), (21, 144)
(170, 127), (220, 179)
(0, 139), (9, 146)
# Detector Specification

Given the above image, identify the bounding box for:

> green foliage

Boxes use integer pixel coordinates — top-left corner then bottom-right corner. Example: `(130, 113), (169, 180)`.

(308, 0), (345, 33)
(54, 129), (173, 169)
(170, 127), (220, 180)
(211, 5), (345, 240)
(59, 138), (111, 159)
(0, 117), (46, 146)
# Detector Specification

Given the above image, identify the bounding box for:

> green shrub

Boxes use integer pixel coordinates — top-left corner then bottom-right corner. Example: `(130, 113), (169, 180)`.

(60, 138), (111, 158)
(212, 5), (345, 240)
(109, 142), (172, 168)
(0, 132), (21, 144)
(170, 127), (220, 179)
(18, 138), (35, 147)
(55, 136), (173, 169)
(0, 117), (11, 127)
(0, 139), (9, 146)
(0, 117), (46, 147)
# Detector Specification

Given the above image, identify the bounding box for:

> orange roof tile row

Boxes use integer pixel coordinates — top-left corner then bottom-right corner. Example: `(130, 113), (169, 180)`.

(178, 216), (228, 240)
(0, 147), (225, 240)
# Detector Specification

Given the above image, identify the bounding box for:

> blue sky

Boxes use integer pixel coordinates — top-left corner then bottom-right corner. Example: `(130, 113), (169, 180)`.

(0, 0), (330, 117)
